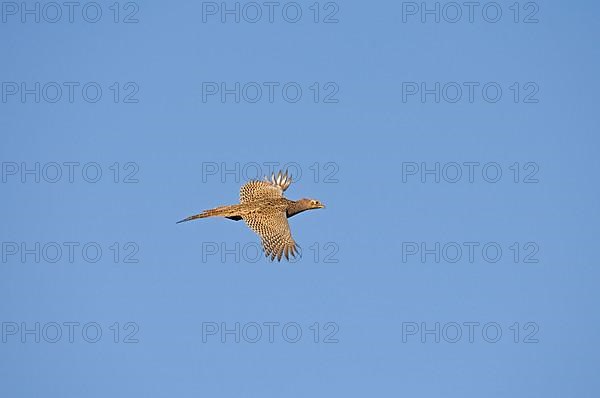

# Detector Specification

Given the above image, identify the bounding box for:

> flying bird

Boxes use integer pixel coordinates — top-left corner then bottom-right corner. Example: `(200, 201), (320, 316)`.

(177, 170), (325, 261)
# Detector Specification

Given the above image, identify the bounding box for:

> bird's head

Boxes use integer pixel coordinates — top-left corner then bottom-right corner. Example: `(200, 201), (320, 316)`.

(307, 198), (325, 209)
(297, 198), (325, 210)
(287, 198), (325, 218)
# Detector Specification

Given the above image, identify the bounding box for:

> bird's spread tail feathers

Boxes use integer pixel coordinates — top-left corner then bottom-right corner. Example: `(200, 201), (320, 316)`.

(176, 204), (241, 224)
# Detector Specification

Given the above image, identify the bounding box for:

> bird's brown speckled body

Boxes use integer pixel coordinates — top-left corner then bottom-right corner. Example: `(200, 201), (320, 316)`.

(177, 170), (324, 261)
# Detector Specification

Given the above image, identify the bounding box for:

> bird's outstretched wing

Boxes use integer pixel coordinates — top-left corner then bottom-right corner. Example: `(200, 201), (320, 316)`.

(243, 209), (299, 261)
(240, 170), (292, 203)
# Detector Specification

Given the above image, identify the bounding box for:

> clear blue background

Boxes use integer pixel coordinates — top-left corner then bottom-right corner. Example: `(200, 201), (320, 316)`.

(1, 1), (599, 396)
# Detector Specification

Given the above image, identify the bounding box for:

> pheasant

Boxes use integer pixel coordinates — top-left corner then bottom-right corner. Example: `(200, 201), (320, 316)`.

(177, 170), (325, 261)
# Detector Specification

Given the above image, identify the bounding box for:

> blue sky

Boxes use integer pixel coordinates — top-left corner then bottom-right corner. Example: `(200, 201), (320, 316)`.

(1, 1), (599, 396)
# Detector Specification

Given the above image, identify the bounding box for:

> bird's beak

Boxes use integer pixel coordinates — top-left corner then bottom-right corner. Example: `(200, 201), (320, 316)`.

(317, 203), (325, 209)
